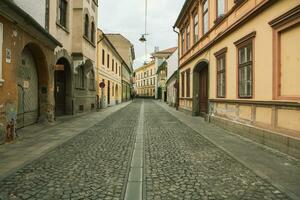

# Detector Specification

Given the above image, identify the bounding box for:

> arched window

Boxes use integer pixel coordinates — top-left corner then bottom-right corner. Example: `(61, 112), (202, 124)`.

(84, 14), (89, 38)
(89, 70), (95, 90)
(76, 65), (84, 89)
(91, 22), (95, 43)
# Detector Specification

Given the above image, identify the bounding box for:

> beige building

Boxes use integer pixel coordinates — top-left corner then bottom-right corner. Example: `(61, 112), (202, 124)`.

(106, 34), (135, 101)
(174, 0), (300, 158)
(48, 0), (98, 116)
(97, 30), (126, 107)
(135, 61), (156, 98)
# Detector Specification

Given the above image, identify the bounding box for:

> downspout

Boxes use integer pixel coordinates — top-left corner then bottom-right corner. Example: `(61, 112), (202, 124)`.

(173, 26), (180, 110)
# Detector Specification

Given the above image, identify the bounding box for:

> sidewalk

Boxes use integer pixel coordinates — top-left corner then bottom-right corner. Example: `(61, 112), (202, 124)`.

(156, 101), (300, 200)
(0, 102), (131, 180)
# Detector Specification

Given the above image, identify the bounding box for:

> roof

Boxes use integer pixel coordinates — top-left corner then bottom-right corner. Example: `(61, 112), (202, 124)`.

(174, 0), (193, 28)
(0, 0), (62, 47)
(152, 47), (177, 55)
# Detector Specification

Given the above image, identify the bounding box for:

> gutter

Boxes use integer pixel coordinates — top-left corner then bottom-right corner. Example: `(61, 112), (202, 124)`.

(173, 26), (180, 110)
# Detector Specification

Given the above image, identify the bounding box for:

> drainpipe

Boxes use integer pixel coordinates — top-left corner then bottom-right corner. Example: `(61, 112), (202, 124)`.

(173, 26), (180, 110)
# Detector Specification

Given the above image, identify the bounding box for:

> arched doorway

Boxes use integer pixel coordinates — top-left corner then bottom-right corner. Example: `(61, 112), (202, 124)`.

(55, 57), (72, 116)
(17, 47), (39, 129)
(115, 84), (119, 103)
(193, 61), (209, 117)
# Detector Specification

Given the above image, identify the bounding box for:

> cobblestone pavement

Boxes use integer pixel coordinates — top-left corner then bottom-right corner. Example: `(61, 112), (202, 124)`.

(0, 100), (294, 200)
(144, 100), (291, 200)
(0, 102), (140, 200)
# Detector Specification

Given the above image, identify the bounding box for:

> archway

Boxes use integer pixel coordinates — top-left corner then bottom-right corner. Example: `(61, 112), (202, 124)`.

(193, 60), (209, 117)
(115, 84), (119, 103)
(17, 43), (49, 129)
(55, 57), (72, 116)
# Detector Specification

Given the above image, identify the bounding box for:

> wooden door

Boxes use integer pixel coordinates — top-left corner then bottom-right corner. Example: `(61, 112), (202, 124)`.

(199, 67), (208, 114)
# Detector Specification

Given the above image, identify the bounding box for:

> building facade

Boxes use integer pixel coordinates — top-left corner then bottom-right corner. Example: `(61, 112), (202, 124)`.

(0, 0), (61, 143)
(174, 0), (300, 158)
(152, 47), (177, 99)
(106, 34), (135, 102)
(166, 48), (179, 107)
(166, 70), (178, 107)
(97, 30), (124, 107)
(135, 61), (156, 98)
(48, 0), (98, 116)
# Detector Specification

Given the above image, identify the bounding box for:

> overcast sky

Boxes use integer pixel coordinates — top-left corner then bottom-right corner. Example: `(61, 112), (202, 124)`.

(98, 0), (185, 69)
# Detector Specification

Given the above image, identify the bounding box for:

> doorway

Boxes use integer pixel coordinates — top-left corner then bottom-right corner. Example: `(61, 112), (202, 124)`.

(193, 61), (209, 117)
(17, 47), (38, 129)
(54, 58), (71, 116)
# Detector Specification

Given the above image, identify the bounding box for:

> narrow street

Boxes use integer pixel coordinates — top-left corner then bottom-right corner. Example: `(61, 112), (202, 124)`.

(0, 99), (297, 200)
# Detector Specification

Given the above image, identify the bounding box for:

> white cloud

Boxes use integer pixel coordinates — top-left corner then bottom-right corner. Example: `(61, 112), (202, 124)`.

(98, 0), (185, 68)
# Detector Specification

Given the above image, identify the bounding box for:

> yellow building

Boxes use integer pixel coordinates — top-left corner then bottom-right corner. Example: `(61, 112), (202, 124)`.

(174, 0), (300, 158)
(135, 61), (156, 98)
(97, 29), (126, 107)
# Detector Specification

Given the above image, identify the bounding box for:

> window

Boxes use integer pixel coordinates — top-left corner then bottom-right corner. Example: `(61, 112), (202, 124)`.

(91, 22), (95, 43)
(202, 0), (209, 35)
(215, 50), (226, 98)
(181, 72), (185, 97)
(107, 54), (110, 68)
(112, 59), (114, 71)
(102, 49), (105, 65)
(116, 64), (118, 74)
(112, 83), (114, 96)
(181, 31), (185, 54)
(216, 0), (225, 18)
(269, 7), (300, 100)
(76, 65), (84, 89)
(59, 0), (68, 27)
(89, 70), (95, 90)
(153, 78), (155, 85)
(193, 13), (199, 44)
(238, 42), (253, 98)
(186, 25), (190, 50)
(84, 14), (89, 38)
(186, 69), (190, 97)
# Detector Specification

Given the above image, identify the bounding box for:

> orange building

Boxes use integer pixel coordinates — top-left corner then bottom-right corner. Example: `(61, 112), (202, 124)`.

(0, 1), (61, 143)
(174, 0), (300, 158)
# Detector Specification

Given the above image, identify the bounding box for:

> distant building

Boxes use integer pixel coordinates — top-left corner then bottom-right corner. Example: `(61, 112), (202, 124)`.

(106, 34), (135, 102)
(166, 70), (178, 107)
(165, 49), (179, 107)
(174, 0), (300, 158)
(151, 47), (177, 99)
(97, 30), (124, 107)
(135, 61), (156, 98)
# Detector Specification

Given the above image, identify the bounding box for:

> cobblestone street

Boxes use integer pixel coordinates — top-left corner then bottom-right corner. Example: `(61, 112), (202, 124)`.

(0, 100), (298, 200)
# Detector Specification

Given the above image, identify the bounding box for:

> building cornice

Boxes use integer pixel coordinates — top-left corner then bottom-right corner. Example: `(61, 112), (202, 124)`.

(178, 0), (276, 69)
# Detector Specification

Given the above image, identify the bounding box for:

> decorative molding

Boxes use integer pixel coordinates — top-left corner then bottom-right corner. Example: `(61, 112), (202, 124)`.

(269, 5), (300, 28)
(214, 47), (227, 57)
(234, 31), (256, 46)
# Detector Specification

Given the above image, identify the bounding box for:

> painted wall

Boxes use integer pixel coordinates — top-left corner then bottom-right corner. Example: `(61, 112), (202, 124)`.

(176, 0), (300, 137)
(97, 31), (122, 107)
